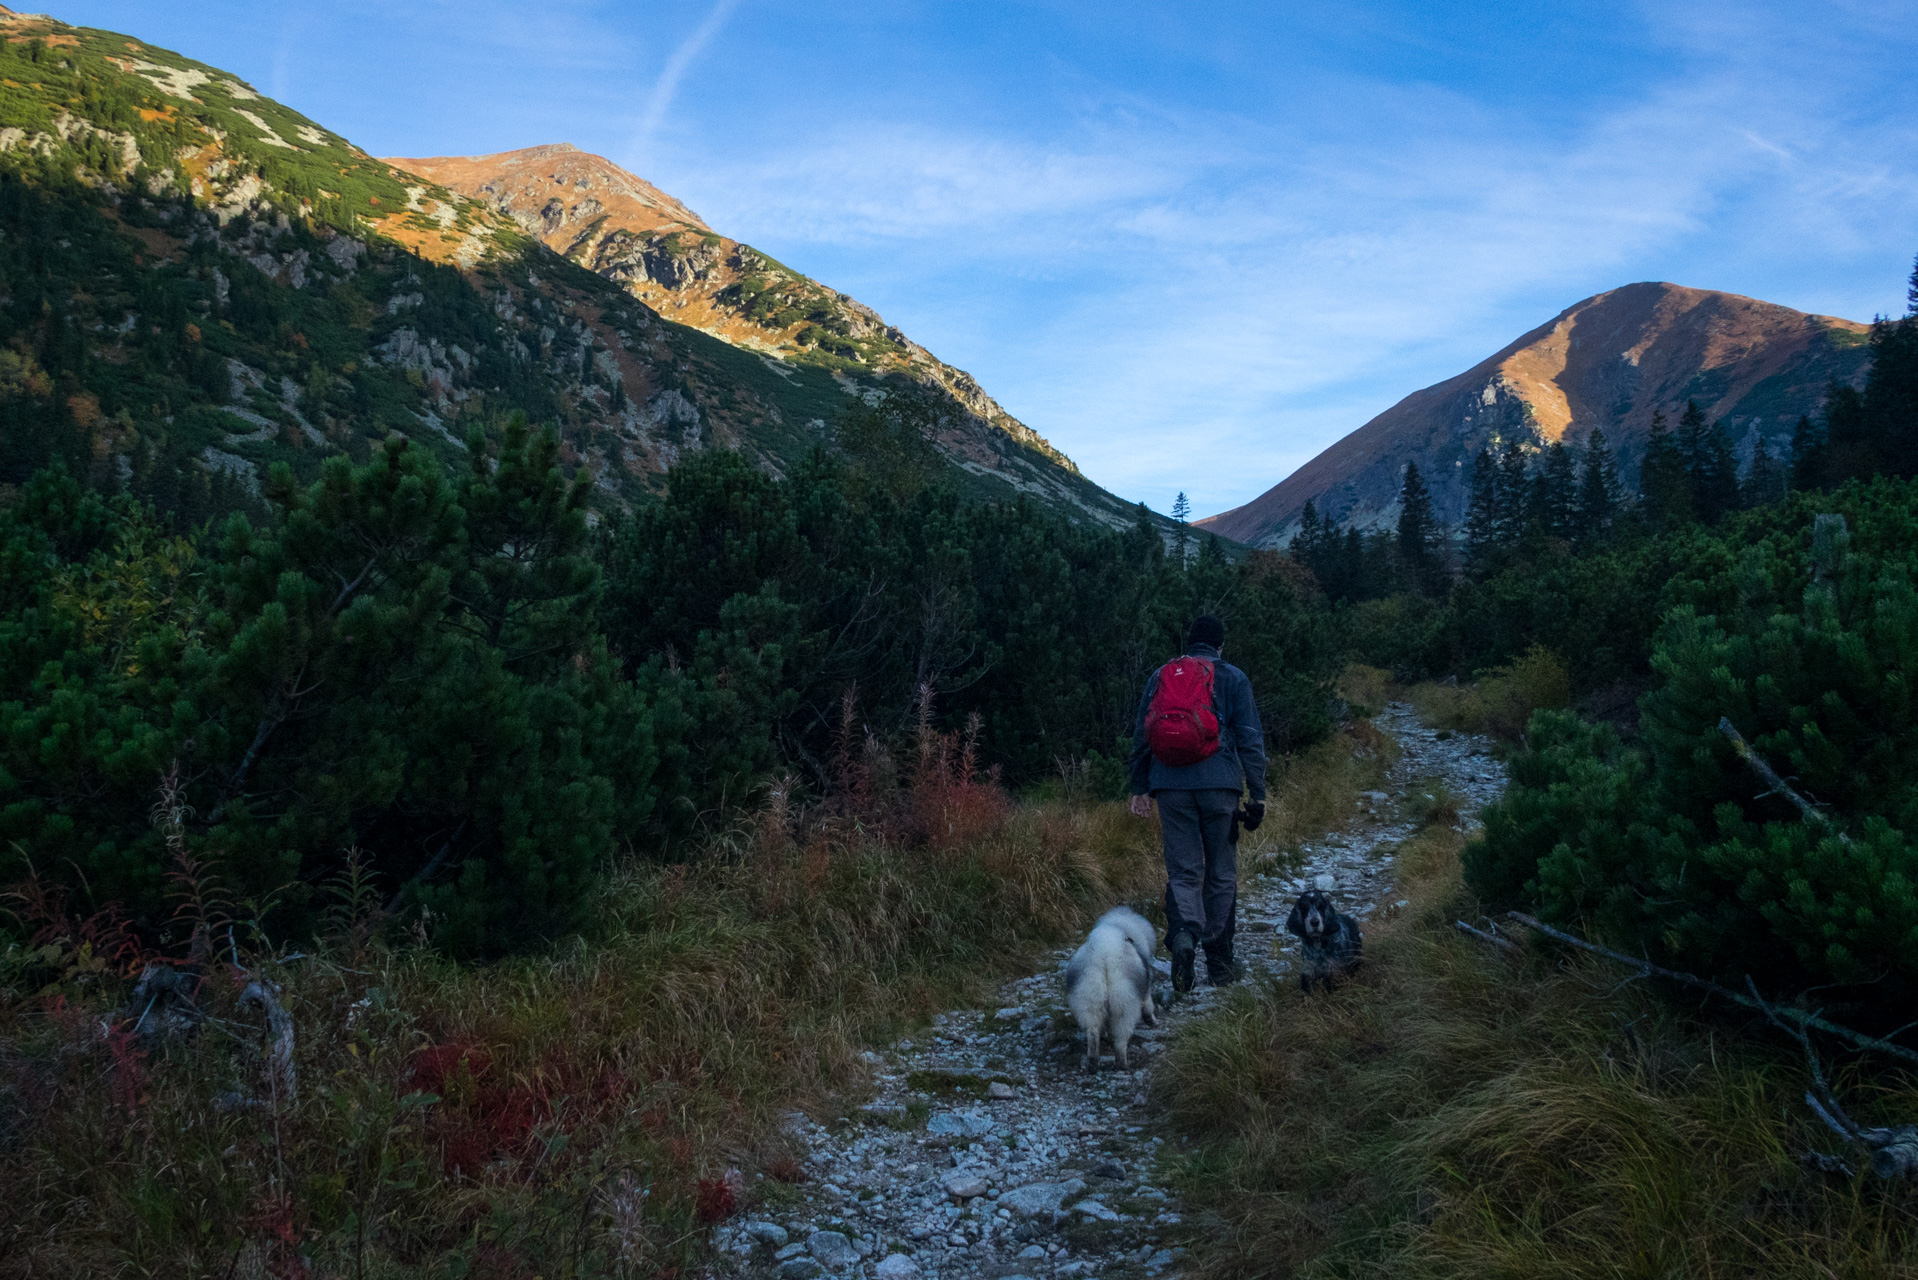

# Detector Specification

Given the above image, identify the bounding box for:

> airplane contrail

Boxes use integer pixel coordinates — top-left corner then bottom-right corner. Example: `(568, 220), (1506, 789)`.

(631, 0), (742, 167)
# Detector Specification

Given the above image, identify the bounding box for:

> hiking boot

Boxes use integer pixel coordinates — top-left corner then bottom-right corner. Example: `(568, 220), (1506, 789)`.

(1204, 944), (1241, 986)
(1169, 930), (1198, 994)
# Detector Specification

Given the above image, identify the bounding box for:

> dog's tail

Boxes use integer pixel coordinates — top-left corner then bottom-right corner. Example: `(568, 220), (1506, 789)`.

(1067, 953), (1109, 1070)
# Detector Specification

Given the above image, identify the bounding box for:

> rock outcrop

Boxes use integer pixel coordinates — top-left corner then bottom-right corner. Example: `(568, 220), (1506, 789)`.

(1200, 282), (1872, 547)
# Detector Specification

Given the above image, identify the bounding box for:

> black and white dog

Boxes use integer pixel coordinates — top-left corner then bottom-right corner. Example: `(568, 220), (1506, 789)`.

(1285, 889), (1363, 992)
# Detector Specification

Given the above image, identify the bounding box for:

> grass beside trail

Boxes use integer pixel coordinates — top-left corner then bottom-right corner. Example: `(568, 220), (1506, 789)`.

(1157, 767), (1918, 1278)
(1, 798), (1163, 1278)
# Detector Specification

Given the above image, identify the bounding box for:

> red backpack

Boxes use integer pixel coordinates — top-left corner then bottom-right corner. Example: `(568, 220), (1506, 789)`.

(1146, 657), (1221, 767)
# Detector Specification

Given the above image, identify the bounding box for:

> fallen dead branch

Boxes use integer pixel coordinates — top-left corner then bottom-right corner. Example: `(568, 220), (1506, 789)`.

(1716, 716), (1849, 842)
(238, 978), (297, 1107)
(1742, 976), (1918, 1179)
(1463, 912), (1918, 1178)
(1453, 919), (1518, 951)
(1496, 912), (1918, 1069)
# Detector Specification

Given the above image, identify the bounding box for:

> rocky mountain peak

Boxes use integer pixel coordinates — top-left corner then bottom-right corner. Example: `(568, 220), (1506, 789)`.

(1200, 281), (1872, 548)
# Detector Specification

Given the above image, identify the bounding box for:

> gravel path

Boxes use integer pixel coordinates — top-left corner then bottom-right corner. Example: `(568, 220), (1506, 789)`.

(714, 704), (1508, 1280)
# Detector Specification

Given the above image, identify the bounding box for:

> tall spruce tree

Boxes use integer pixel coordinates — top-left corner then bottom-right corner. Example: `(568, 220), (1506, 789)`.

(1576, 427), (1622, 540)
(1496, 439), (1531, 544)
(1741, 433), (1785, 508)
(1395, 461), (1443, 594)
(1534, 442), (1578, 539)
(1639, 409), (1692, 528)
(1789, 413), (1826, 491)
(1292, 499), (1324, 571)
(1675, 400), (1736, 523)
(1464, 446), (1501, 576)
(1340, 527), (1366, 600)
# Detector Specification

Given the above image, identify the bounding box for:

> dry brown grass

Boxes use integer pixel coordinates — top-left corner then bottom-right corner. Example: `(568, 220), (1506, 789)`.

(0, 799), (1162, 1278)
(1234, 721), (1397, 874)
(1408, 645), (1571, 741)
(1335, 664), (1395, 719)
(1157, 820), (1918, 1279)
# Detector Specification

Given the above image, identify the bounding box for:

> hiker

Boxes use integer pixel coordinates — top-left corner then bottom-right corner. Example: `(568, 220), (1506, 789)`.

(1127, 614), (1267, 991)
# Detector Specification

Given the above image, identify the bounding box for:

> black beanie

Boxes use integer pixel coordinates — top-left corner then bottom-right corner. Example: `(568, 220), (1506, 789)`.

(1188, 615), (1225, 650)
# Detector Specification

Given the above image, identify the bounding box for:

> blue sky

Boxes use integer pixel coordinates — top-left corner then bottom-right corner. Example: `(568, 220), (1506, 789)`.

(64, 1), (1918, 517)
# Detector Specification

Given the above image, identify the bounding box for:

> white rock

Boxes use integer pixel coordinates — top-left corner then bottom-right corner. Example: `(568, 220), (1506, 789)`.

(941, 1171), (989, 1199)
(926, 1110), (996, 1137)
(988, 1081), (1016, 1099)
(808, 1229), (858, 1270)
(874, 1255), (921, 1280)
(1071, 1198), (1122, 1222)
(999, 1179), (1083, 1216)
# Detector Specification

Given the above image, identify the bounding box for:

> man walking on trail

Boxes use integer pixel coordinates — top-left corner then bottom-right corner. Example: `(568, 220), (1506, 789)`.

(1127, 615), (1267, 992)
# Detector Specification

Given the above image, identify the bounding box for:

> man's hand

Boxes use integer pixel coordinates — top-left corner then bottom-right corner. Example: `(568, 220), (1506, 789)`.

(1128, 794), (1152, 818)
(1241, 800), (1266, 831)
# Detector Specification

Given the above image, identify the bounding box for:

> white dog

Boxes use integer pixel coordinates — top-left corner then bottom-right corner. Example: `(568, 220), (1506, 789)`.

(1064, 906), (1159, 1071)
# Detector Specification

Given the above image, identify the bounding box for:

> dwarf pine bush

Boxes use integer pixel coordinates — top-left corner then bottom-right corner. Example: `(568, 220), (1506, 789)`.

(1467, 489), (1918, 1015)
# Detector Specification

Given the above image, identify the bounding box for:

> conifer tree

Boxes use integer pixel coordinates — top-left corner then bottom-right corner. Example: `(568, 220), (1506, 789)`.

(1639, 410), (1692, 528)
(1534, 442), (1578, 539)
(1291, 498), (1349, 595)
(1171, 490), (1191, 565)
(1741, 433), (1785, 508)
(1464, 446), (1506, 577)
(1496, 439), (1530, 544)
(1395, 461), (1442, 594)
(1575, 427), (1622, 540)
(1677, 399), (1709, 474)
(1341, 526), (1365, 600)
(1704, 424), (1740, 522)
(1292, 499), (1323, 569)
(1789, 413), (1826, 491)
(1675, 400), (1737, 522)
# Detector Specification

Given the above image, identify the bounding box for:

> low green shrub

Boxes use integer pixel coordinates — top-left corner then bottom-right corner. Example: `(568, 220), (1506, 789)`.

(1467, 512), (1918, 1017)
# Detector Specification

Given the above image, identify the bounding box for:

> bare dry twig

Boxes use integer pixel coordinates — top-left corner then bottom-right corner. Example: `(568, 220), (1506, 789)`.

(1716, 716), (1848, 842)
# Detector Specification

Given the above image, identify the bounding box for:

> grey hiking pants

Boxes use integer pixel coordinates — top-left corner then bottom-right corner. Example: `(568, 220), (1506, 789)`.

(1156, 787), (1239, 951)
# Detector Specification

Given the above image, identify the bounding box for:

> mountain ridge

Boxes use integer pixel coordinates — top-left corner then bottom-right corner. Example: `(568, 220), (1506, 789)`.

(384, 143), (1146, 523)
(1200, 281), (1872, 547)
(0, 8), (1153, 531)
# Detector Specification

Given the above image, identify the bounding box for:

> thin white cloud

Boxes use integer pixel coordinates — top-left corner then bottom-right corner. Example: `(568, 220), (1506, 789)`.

(629, 0), (742, 166)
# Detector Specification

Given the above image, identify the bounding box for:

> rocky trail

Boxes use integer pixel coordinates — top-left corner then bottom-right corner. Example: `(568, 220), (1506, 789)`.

(714, 704), (1508, 1280)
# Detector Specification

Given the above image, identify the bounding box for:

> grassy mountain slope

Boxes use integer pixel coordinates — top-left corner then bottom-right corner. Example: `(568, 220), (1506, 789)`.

(1201, 282), (1871, 547)
(0, 9), (1151, 529)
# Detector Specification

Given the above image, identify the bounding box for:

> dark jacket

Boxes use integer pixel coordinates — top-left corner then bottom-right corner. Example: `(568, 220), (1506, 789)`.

(1128, 643), (1267, 800)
